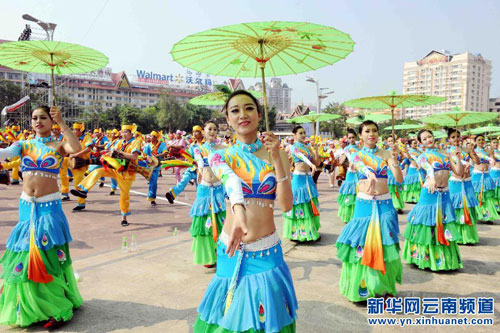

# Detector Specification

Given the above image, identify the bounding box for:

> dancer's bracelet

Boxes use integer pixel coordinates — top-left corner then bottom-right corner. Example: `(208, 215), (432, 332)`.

(277, 175), (289, 183)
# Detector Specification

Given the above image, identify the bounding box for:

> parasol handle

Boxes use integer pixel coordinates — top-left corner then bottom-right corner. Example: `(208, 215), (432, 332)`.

(391, 107), (395, 141)
(50, 55), (56, 106)
(258, 41), (270, 132)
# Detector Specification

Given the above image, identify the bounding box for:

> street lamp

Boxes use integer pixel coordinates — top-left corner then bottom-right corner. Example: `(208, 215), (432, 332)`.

(22, 14), (56, 41)
(306, 77), (334, 136)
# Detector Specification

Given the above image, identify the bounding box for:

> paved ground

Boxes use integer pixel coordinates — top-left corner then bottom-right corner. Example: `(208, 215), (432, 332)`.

(0, 170), (499, 332)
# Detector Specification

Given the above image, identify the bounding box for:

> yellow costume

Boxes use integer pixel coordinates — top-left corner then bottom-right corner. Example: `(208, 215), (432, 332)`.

(76, 125), (141, 216)
(71, 123), (94, 208)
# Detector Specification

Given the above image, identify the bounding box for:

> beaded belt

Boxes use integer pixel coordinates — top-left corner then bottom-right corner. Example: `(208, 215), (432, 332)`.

(449, 176), (472, 182)
(293, 170), (310, 175)
(357, 192), (391, 201)
(21, 191), (61, 203)
(23, 170), (58, 179)
(243, 198), (274, 208)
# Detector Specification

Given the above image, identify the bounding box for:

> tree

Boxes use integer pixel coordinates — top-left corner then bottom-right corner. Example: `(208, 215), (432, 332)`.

(155, 93), (188, 132)
(319, 102), (348, 138)
(184, 103), (215, 130)
(258, 106), (277, 132)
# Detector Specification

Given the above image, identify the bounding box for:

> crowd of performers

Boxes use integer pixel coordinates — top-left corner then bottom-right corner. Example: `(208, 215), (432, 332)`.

(0, 90), (499, 331)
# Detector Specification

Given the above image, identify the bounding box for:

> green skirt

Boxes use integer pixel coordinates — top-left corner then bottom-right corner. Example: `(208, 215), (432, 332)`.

(194, 315), (296, 332)
(401, 183), (421, 204)
(283, 198), (321, 242)
(454, 207), (479, 245)
(337, 194), (356, 223)
(190, 211), (225, 265)
(0, 245), (83, 327)
(388, 185), (405, 210)
(403, 224), (463, 271)
(337, 244), (402, 302)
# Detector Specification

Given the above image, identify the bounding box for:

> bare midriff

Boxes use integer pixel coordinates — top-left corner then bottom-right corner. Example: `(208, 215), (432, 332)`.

(224, 199), (276, 242)
(425, 170), (450, 188)
(201, 167), (219, 184)
(294, 162), (312, 173)
(357, 178), (389, 196)
(452, 166), (470, 179)
(494, 161), (500, 169)
(22, 173), (60, 197)
(474, 164), (489, 172)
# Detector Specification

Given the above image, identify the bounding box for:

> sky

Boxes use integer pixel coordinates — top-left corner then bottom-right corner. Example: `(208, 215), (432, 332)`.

(3, 0), (500, 109)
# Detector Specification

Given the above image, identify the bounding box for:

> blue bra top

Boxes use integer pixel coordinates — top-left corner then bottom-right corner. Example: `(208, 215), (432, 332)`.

(475, 148), (491, 164)
(194, 142), (216, 167)
(290, 142), (311, 164)
(447, 146), (470, 163)
(354, 146), (388, 179)
(8, 138), (64, 174)
(418, 148), (450, 172)
(211, 141), (276, 200)
(344, 144), (360, 162)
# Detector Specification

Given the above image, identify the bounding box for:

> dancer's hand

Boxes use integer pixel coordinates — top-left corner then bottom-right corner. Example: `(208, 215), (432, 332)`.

(366, 172), (377, 195)
(310, 164), (317, 174)
(50, 106), (63, 124)
(262, 132), (280, 160)
(426, 178), (437, 194)
(390, 144), (399, 160)
(227, 204), (248, 258)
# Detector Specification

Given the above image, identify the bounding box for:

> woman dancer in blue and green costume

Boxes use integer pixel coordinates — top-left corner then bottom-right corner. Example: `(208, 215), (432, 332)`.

(385, 136), (405, 213)
(401, 139), (425, 204)
(194, 90), (297, 332)
(283, 125), (321, 241)
(403, 129), (464, 271)
(337, 128), (360, 223)
(336, 120), (403, 302)
(0, 105), (83, 328)
(447, 128), (480, 244)
(489, 138), (500, 211)
(189, 121), (226, 268)
(472, 134), (499, 222)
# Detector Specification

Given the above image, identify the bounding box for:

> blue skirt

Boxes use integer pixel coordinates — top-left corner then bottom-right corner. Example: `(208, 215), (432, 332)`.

(449, 179), (479, 209)
(471, 171), (496, 193)
(196, 233), (298, 332)
(190, 183), (226, 217)
(407, 188), (457, 227)
(291, 173), (318, 205)
(339, 170), (357, 196)
(403, 167), (422, 186)
(7, 193), (73, 253)
(336, 195), (399, 248)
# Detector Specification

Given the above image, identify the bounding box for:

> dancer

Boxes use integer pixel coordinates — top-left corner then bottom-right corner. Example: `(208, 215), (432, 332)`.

(189, 121), (226, 267)
(70, 124), (142, 226)
(165, 125), (204, 204)
(69, 123), (94, 211)
(403, 129), (464, 271)
(194, 90), (297, 332)
(471, 134), (499, 222)
(0, 105), (83, 328)
(283, 125), (321, 242)
(401, 139), (424, 203)
(143, 131), (167, 206)
(336, 120), (403, 302)
(386, 136), (405, 213)
(489, 137), (500, 210)
(337, 128), (360, 223)
(447, 129), (480, 244)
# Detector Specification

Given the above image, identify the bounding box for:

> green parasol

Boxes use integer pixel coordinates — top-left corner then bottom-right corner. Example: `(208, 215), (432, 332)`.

(470, 124), (500, 135)
(0, 40), (108, 105)
(286, 112), (340, 124)
(344, 90), (446, 139)
(189, 84), (262, 106)
(420, 107), (498, 128)
(171, 21), (355, 131)
(433, 131), (447, 139)
(346, 112), (392, 125)
(383, 124), (424, 131)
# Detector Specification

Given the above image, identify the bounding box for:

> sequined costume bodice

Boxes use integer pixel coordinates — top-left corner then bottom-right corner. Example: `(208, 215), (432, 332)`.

(9, 138), (64, 174)
(353, 147), (388, 179)
(290, 142), (311, 164)
(418, 148), (450, 172)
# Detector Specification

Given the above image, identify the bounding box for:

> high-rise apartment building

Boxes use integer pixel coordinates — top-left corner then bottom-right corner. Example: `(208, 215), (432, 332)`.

(402, 50), (492, 119)
(251, 78), (292, 113)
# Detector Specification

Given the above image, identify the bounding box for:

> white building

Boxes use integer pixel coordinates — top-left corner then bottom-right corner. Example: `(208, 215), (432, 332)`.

(489, 97), (500, 113)
(403, 50), (492, 119)
(251, 78), (292, 113)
